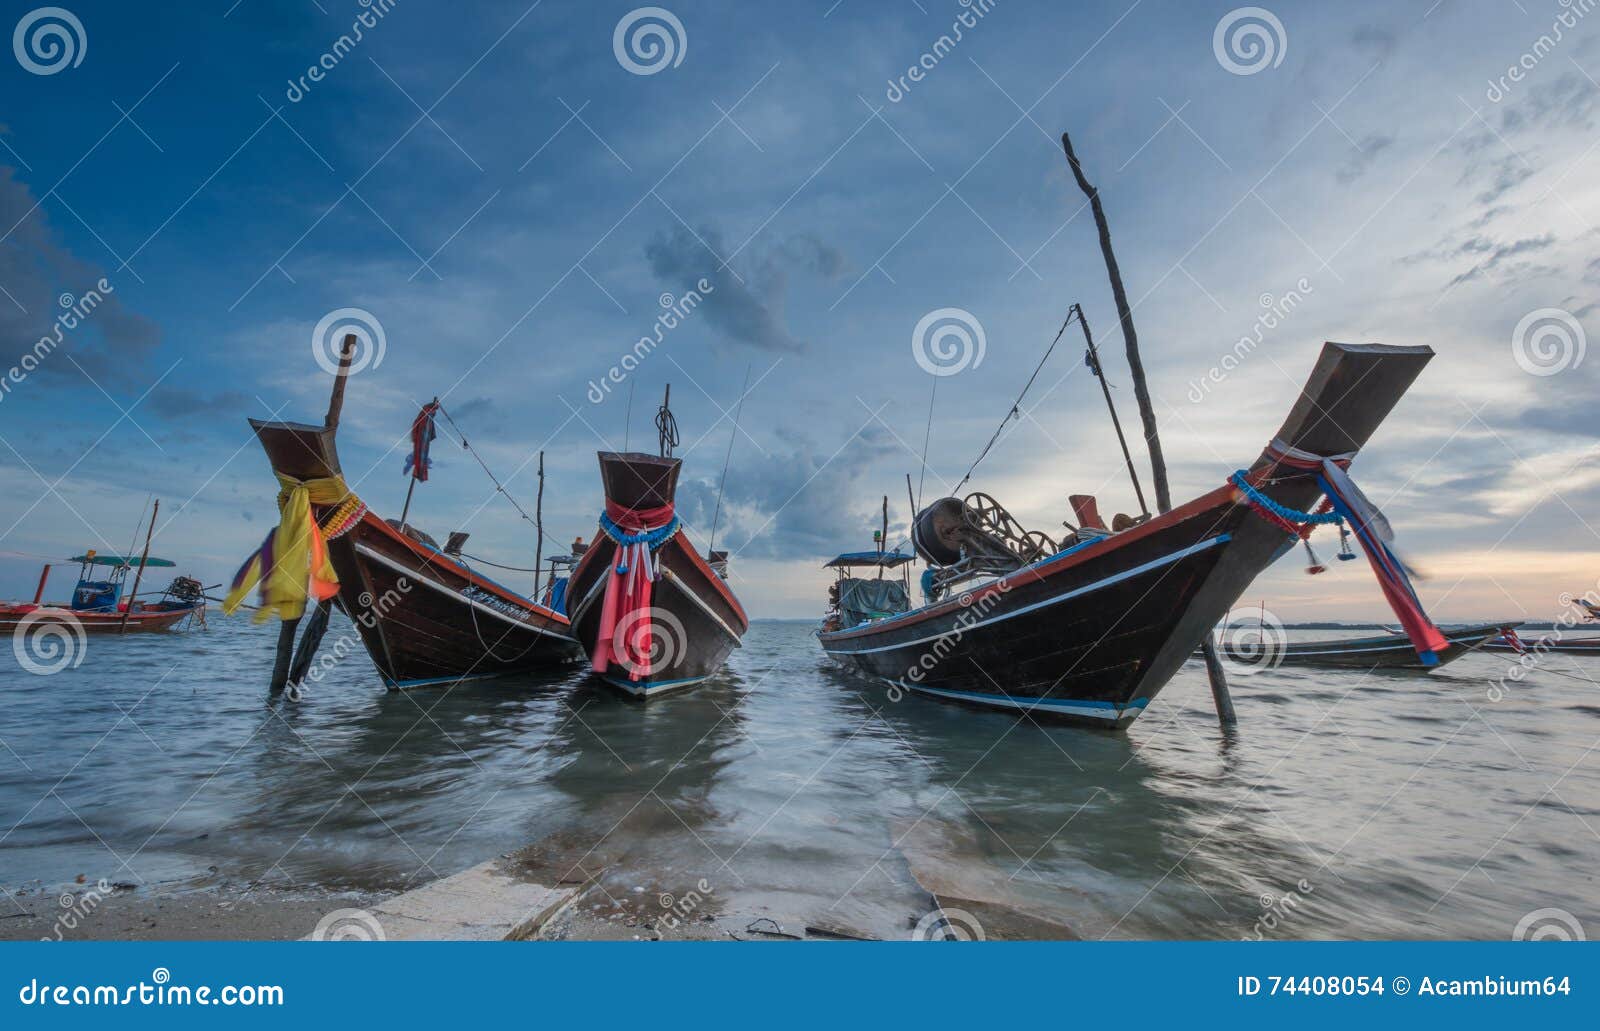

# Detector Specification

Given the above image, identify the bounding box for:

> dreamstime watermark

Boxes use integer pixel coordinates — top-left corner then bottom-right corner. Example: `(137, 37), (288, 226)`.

(13, 7), (85, 75)
(11, 610), (87, 676)
(311, 307), (386, 377)
(588, 280), (713, 404)
(890, 581), (1014, 700)
(911, 906), (986, 941)
(1489, 584), (1599, 701)
(285, 0), (399, 103)
(310, 908), (386, 941)
(39, 880), (113, 942)
(1, 279), (115, 407)
(912, 307), (986, 377)
(1214, 608), (1286, 676)
(1187, 278), (1313, 403)
(1513, 907), (1586, 941)
(1213, 7), (1286, 76)
(1242, 878), (1314, 940)
(296, 580), (413, 699)
(612, 606), (689, 680)
(656, 878), (714, 930)
(17, 970), (284, 1007)
(1486, 0), (1597, 103)
(884, 0), (1001, 103)
(1510, 307), (1585, 377)
(613, 7), (686, 76)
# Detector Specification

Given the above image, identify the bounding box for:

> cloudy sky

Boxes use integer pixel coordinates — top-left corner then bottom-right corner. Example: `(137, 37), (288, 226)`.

(1, 0), (1597, 621)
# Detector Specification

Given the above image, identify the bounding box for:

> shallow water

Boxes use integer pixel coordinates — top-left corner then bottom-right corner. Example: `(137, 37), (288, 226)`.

(2, 618), (1596, 939)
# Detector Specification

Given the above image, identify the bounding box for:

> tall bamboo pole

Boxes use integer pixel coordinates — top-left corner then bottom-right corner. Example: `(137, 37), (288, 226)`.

(118, 499), (158, 634)
(533, 450), (545, 600)
(1060, 132), (1234, 724)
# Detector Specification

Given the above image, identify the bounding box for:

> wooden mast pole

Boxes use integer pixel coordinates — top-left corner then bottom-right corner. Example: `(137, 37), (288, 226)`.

(1074, 304), (1149, 517)
(118, 499), (159, 634)
(269, 334), (357, 697)
(533, 450), (545, 600)
(1060, 132), (1234, 724)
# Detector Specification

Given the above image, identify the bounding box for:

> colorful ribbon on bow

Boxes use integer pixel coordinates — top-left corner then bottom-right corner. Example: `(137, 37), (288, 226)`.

(591, 500), (679, 680)
(224, 474), (359, 623)
(1234, 440), (1450, 666)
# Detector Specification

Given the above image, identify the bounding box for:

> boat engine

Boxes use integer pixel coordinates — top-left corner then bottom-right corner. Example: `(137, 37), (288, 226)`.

(912, 492), (1057, 588)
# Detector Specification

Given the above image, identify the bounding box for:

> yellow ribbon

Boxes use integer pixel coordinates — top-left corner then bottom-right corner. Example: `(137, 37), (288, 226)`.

(224, 474), (352, 623)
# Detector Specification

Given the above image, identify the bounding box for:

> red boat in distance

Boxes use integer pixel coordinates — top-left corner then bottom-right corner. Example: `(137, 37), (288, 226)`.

(0, 551), (207, 635)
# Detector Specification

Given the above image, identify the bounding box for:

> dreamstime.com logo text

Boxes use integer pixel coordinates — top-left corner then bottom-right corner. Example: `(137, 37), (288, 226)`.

(884, 0), (1001, 103)
(297, 579), (413, 698)
(891, 580), (1014, 699)
(1, 278), (115, 407)
(1242, 878), (1315, 940)
(285, 0), (400, 103)
(1486, 0), (1597, 103)
(1187, 278), (1312, 403)
(17, 969), (284, 1007)
(40, 880), (112, 941)
(588, 280), (713, 404)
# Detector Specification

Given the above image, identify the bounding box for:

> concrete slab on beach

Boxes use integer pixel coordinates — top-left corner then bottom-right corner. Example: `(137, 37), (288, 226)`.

(310, 859), (591, 942)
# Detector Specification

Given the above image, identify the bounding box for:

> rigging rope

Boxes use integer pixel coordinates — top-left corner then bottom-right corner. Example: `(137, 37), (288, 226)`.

(709, 365), (752, 555)
(953, 310), (1076, 496)
(656, 398), (680, 458)
(433, 403), (566, 554)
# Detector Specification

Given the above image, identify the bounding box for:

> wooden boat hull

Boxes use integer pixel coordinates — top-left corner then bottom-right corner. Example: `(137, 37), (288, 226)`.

(819, 342), (1435, 728)
(248, 418), (581, 689)
(1483, 634), (1600, 654)
(0, 604), (196, 634)
(566, 451), (748, 698)
(1218, 622), (1516, 671)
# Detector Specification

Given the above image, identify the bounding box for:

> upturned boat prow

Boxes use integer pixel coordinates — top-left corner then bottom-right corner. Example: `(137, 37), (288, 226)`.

(565, 393), (750, 699)
(234, 337), (581, 695)
(818, 341), (1436, 729)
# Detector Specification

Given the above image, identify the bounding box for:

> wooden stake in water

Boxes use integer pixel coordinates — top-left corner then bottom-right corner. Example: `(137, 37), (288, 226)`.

(1060, 130), (1234, 724)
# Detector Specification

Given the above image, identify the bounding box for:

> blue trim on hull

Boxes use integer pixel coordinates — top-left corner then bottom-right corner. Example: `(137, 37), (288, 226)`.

(598, 673), (712, 699)
(383, 670), (523, 691)
(889, 679), (1150, 722)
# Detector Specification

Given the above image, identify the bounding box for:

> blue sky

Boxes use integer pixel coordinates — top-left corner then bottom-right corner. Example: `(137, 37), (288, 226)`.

(1, 0), (1597, 620)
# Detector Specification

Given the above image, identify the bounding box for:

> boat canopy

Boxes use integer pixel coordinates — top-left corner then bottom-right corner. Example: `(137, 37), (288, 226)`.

(825, 551), (913, 569)
(69, 554), (176, 568)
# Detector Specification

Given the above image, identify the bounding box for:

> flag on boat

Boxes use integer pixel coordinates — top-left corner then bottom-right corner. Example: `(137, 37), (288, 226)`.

(403, 401), (439, 482)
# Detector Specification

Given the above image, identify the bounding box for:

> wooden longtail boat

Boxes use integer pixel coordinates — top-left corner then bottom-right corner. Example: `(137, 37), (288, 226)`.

(565, 389), (748, 698)
(237, 337), (580, 693)
(0, 553), (204, 635)
(1483, 633), (1600, 654)
(818, 342), (1435, 728)
(1219, 621), (1520, 671)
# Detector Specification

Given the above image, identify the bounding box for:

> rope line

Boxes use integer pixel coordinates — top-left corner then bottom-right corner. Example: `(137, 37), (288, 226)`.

(953, 310), (1075, 496)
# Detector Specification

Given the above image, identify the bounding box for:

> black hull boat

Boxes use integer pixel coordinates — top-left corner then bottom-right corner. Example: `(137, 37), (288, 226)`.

(1483, 633), (1600, 654)
(819, 342), (1437, 728)
(567, 449), (749, 698)
(230, 338), (581, 693)
(1218, 622), (1519, 671)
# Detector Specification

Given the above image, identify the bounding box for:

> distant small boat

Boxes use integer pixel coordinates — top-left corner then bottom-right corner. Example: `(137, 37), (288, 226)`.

(1482, 631), (1600, 655)
(566, 387), (748, 698)
(0, 552), (206, 634)
(1218, 622), (1521, 671)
